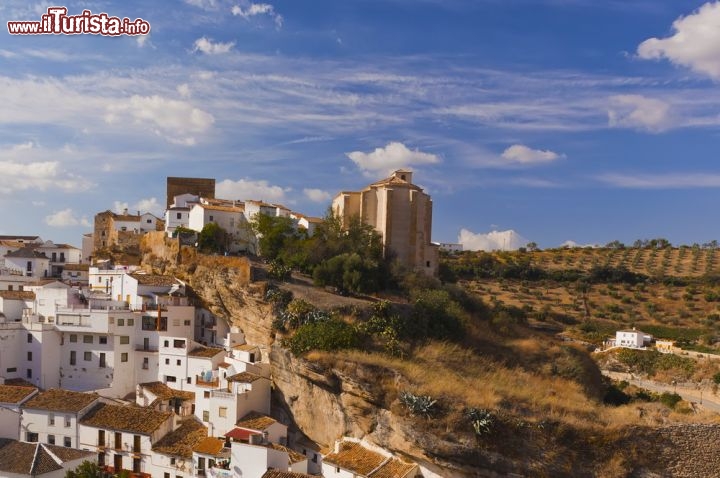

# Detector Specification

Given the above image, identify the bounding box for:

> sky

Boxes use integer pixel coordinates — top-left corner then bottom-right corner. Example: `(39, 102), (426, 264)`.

(2, 0), (720, 250)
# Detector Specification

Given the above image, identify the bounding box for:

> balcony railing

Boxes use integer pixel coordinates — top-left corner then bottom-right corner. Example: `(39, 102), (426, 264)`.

(135, 345), (159, 353)
(210, 389), (234, 399)
(195, 375), (219, 388)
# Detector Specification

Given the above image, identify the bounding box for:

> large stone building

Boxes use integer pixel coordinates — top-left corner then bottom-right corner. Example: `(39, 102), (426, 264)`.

(332, 169), (439, 276)
(92, 210), (164, 252)
(166, 177), (215, 208)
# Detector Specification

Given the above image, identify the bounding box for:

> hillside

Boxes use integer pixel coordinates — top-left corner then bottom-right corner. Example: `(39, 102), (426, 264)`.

(136, 236), (720, 477)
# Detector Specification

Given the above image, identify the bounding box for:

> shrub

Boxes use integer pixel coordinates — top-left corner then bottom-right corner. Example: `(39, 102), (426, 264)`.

(285, 318), (361, 355)
(399, 391), (438, 418)
(465, 407), (494, 436)
(659, 392), (682, 409)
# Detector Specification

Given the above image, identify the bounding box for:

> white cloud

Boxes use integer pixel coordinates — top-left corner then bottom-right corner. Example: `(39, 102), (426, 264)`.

(177, 84), (191, 98)
(0, 142), (90, 193)
(607, 95), (671, 132)
(216, 178), (290, 203)
(136, 34), (150, 48)
(501, 144), (563, 164)
(458, 228), (530, 252)
(192, 37), (235, 55)
(105, 95), (215, 146)
(347, 142), (440, 176)
(596, 172), (720, 188)
(638, 2), (720, 80)
(113, 198), (163, 216)
(232, 3), (283, 28)
(303, 188), (331, 203)
(45, 209), (91, 228)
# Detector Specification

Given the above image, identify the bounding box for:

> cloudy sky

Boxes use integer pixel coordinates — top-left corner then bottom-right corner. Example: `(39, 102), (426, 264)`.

(2, 0), (720, 250)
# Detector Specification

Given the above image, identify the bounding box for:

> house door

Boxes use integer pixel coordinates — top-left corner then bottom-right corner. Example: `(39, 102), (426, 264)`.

(113, 454), (122, 472)
(198, 457), (205, 472)
(143, 337), (149, 351)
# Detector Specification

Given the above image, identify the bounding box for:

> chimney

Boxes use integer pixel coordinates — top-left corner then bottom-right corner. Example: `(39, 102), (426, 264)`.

(123, 208), (128, 215)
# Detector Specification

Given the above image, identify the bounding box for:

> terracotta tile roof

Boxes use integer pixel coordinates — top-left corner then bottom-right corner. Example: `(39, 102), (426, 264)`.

(25, 279), (63, 287)
(268, 443), (305, 464)
(225, 428), (259, 441)
(236, 411), (278, 431)
(23, 389), (98, 413)
(0, 240), (24, 248)
(114, 214), (141, 221)
(262, 470), (314, 478)
(323, 442), (386, 476)
(370, 459), (417, 478)
(232, 344), (258, 351)
(4, 378), (36, 388)
(189, 346), (224, 358)
(130, 274), (178, 287)
(140, 382), (195, 401)
(152, 418), (207, 458)
(200, 204), (245, 213)
(45, 444), (94, 463)
(0, 385), (37, 404)
(0, 290), (35, 300)
(218, 362), (232, 369)
(227, 371), (263, 383)
(0, 439), (93, 475)
(63, 263), (90, 271)
(80, 403), (172, 434)
(5, 247), (47, 259)
(193, 437), (226, 456)
(0, 236), (41, 242)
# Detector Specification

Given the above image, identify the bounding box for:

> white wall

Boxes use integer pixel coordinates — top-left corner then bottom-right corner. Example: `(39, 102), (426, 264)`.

(0, 407), (20, 440)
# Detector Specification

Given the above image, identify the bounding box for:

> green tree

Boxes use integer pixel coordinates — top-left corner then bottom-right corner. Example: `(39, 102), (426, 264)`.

(250, 214), (301, 261)
(65, 460), (103, 478)
(197, 222), (228, 254)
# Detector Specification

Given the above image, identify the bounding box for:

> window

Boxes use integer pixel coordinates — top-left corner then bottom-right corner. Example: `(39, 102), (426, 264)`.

(70, 351), (76, 366)
(203, 391), (210, 399)
(176, 359), (181, 366)
(165, 358), (170, 365)
(64, 437), (71, 447)
(48, 414), (55, 426)
(142, 357), (149, 370)
(202, 410), (209, 422)
(164, 474), (170, 478)
(173, 339), (185, 348)
(187, 377), (191, 384)
(128, 318), (134, 326)
(109, 317), (114, 324)
(218, 407), (227, 418)
(176, 212), (182, 219)
(118, 318), (125, 326)
(120, 336), (129, 345)
(69, 334), (77, 343)
(26, 432), (38, 442)
(7, 285), (11, 291)
(146, 219), (152, 224)
(83, 335), (93, 344)
(26, 369), (32, 379)
(163, 340), (169, 347)
(121, 353), (128, 362)
(170, 458), (176, 465)
(166, 376), (176, 383)
(99, 353), (106, 368)
(27, 351), (32, 361)
(84, 351), (92, 361)
(209, 215), (214, 221)
(99, 336), (107, 345)
(6, 367), (16, 373)
(184, 320), (191, 326)
(47, 435), (55, 445)
(133, 435), (141, 453)
(65, 416), (71, 427)
(26, 333), (32, 343)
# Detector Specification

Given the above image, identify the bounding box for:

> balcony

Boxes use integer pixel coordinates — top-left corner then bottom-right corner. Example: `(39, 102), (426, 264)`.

(210, 389), (234, 400)
(135, 345), (158, 353)
(195, 375), (219, 388)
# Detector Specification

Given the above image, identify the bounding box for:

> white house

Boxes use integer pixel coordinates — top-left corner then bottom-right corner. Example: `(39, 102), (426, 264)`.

(79, 402), (174, 476)
(0, 439), (94, 477)
(0, 385), (38, 440)
(615, 329), (646, 349)
(150, 418), (207, 478)
(188, 203), (253, 253)
(61, 264), (90, 286)
(20, 389), (100, 449)
(34, 242), (81, 278)
(4, 247), (50, 278)
(322, 439), (418, 478)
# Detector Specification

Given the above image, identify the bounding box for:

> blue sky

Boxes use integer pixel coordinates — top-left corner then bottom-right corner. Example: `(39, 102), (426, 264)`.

(2, 0), (720, 250)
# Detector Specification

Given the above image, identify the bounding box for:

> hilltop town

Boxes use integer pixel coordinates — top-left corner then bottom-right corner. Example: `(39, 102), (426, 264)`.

(0, 172), (440, 478)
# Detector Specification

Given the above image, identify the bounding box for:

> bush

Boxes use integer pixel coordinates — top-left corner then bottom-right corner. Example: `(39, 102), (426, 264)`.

(285, 318), (361, 355)
(659, 392), (682, 409)
(465, 407), (494, 436)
